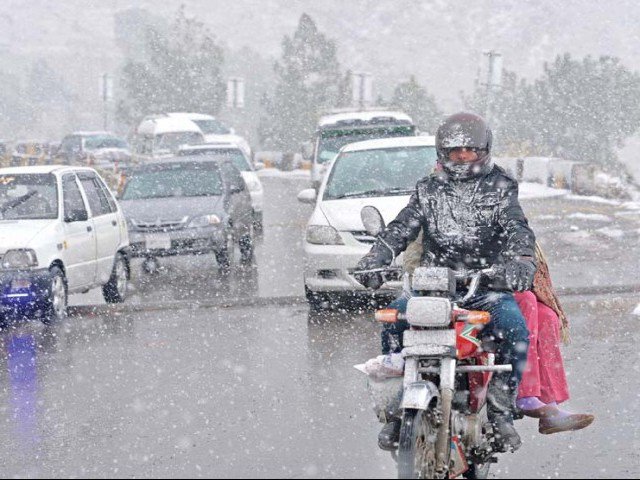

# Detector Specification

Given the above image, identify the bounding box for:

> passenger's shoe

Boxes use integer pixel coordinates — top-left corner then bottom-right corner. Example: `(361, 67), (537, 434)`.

(378, 419), (402, 451)
(519, 404), (558, 419)
(539, 413), (595, 435)
(491, 416), (522, 452)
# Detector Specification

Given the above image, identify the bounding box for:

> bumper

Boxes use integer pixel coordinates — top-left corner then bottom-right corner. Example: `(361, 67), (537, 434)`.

(0, 269), (53, 314)
(303, 242), (401, 294)
(128, 227), (227, 258)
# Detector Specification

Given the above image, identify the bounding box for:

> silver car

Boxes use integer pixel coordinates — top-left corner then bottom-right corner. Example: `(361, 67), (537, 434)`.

(119, 156), (254, 273)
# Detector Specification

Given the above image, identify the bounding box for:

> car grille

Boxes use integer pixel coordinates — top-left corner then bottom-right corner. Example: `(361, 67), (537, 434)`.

(350, 230), (376, 244)
(131, 217), (189, 232)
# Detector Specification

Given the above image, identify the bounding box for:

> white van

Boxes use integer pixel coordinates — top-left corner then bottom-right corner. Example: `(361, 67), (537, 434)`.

(134, 116), (205, 161)
(308, 110), (417, 190)
(165, 112), (252, 159)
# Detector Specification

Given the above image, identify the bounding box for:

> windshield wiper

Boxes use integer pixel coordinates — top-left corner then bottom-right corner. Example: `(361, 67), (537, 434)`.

(0, 190), (38, 214)
(330, 187), (413, 199)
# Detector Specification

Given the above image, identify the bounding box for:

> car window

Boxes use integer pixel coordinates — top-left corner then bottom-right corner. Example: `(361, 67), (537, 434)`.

(121, 162), (223, 200)
(0, 174), (59, 220)
(83, 135), (127, 151)
(317, 125), (416, 164)
(155, 132), (204, 153)
(78, 172), (113, 216)
(192, 119), (230, 135)
(323, 146), (437, 200)
(62, 174), (88, 219)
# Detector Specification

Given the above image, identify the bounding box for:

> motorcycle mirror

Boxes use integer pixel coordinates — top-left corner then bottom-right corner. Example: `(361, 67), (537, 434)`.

(361, 206), (386, 238)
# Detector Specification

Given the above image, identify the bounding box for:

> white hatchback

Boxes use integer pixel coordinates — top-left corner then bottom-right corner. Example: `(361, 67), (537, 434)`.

(298, 136), (436, 309)
(0, 166), (130, 322)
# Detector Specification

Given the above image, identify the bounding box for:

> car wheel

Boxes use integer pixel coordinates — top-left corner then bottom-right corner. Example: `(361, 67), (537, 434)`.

(42, 266), (67, 325)
(305, 286), (331, 311)
(103, 253), (129, 303)
(215, 233), (235, 273)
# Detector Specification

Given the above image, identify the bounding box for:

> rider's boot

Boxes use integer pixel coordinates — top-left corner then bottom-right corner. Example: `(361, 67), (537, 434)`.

(487, 377), (522, 452)
(378, 418), (402, 451)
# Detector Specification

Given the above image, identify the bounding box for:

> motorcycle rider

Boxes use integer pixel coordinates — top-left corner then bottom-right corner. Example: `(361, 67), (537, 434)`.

(355, 112), (535, 452)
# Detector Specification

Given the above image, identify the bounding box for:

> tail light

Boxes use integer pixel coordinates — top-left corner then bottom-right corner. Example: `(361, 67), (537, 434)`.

(375, 308), (399, 323)
(454, 309), (491, 325)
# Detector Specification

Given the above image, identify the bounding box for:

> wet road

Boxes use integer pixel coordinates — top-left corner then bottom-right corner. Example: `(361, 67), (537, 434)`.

(0, 174), (638, 478)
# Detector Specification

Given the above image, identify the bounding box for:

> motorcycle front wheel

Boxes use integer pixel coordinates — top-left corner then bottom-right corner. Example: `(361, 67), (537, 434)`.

(397, 408), (439, 479)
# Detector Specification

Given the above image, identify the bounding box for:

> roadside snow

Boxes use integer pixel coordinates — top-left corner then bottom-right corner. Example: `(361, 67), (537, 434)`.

(519, 182), (569, 199)
(567, 213), (613, 222)
(596, 227), (625, 238)
(257, 168), (311, 178)
(566, 194), (621, 205)
(632, 304), (640, 316)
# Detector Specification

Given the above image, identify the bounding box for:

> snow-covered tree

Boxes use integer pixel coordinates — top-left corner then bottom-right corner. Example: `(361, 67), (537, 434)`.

(390, 76), (442, 135)
(117, 6), (226, 125)
(259, 14), (346, 151)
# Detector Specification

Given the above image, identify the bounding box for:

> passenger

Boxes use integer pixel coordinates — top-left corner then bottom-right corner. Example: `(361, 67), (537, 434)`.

(514, 246), (594, 434)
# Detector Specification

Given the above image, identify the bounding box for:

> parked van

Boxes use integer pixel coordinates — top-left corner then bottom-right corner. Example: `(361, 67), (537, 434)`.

(133, 115), (205, 161)
(165, 112), (252, 159)
(307, 110), (416, 190)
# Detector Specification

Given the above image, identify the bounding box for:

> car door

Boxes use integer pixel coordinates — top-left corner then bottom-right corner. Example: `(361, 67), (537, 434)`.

(77, 171), (121, 285)
(220, 162), (251, 238)
(61, 173), (97, 290)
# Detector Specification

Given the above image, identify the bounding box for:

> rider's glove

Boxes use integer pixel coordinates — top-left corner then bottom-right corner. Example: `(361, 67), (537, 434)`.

(354, 253), (385, 290)
(505, 258), (536, 292)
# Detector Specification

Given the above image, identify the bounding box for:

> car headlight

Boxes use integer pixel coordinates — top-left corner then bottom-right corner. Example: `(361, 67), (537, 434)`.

(189, 214), (222, 228)
(2, 249), (39, 269)
(306, 225), (344, 245)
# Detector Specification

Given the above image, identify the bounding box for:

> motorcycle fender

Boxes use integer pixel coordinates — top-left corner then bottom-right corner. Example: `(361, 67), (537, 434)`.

(400, 381), (440, 411)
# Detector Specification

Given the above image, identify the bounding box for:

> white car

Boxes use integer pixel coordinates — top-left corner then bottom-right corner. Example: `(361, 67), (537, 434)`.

(298, 136), (437, 309)
(0, 165), (130, 323)
(178, 144), (264, 231)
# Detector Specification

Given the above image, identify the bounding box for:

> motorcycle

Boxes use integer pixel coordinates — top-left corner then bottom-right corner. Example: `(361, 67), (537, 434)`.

(355, 206), (515, 479)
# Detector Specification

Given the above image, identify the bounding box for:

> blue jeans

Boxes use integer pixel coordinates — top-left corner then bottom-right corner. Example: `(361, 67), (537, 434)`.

(382, 290), (530, 386)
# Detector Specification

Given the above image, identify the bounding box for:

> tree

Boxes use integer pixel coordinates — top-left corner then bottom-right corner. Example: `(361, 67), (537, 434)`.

(117, 6), (226, 125)
(464, 54), (640, 167)
(259, 14), (346, 151)
(390, 76), (442, 134)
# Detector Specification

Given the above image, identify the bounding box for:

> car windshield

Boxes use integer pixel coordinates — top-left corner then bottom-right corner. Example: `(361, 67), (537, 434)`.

(84, 135), (128, 150)
(179, 148), (252, 171)
(316, 125), (416, 164)
(121, 163), (223, 200)
(0, 174), (58, 220)
(192, 119), (231, 135)
(156, 132), (204, 152)
(323, 146), (437, 200)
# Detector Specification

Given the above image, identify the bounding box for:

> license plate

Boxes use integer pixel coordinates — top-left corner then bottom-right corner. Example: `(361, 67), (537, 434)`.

(145, 235), (171, 250)
(11, 279), (31, 289)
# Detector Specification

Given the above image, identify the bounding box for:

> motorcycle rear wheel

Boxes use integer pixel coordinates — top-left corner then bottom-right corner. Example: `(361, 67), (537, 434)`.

(397, 408), (439, 479)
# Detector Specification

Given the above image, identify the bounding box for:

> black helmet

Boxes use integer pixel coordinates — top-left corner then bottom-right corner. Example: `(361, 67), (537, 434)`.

(436, 112), (493, 180)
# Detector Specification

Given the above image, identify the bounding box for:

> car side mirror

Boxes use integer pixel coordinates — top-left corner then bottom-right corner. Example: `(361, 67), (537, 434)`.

(297, 189), (317, 204)
(65, 209), (89, 223)
(230, 181), (245, 194)
(361, 206), (386, 237)
(254, 162), (265, 171)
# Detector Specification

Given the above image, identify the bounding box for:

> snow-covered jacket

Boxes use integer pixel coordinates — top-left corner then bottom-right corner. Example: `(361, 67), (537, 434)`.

(368, 165), (536, 291)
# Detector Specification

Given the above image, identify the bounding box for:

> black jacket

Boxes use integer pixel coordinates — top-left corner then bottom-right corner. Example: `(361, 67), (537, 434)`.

(367, 165), (536, 288)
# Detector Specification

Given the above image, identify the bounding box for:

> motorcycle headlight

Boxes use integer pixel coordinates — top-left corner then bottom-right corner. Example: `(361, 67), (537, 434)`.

(306, 225), (344, 245)
(2, 249), (39, 269)
(189, 214), (222, 228)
